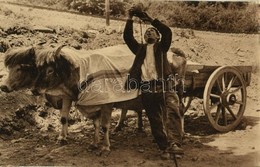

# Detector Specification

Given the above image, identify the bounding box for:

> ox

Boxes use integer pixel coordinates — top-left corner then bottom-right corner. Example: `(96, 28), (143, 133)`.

(33, 45), (142, 151)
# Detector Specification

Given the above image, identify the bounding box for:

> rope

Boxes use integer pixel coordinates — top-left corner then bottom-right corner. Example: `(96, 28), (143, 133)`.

(139, 20), (143, 44)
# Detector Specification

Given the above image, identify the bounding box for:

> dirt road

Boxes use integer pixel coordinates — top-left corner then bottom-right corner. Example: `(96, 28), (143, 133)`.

(0, 3), (259, 167)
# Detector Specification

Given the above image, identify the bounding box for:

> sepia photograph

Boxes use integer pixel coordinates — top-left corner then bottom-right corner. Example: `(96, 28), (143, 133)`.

(0, 0), (259, 166)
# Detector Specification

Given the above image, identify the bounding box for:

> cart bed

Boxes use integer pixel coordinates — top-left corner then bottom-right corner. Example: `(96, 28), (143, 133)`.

(184, 62), (252, 97)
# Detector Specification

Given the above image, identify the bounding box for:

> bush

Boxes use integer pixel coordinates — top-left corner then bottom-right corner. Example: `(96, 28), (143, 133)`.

(69, 0), (127, 17)
(146, 1), (258, 33)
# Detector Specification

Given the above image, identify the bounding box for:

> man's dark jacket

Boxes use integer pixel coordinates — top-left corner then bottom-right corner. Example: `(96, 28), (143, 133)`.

(123, 19), (172, 90)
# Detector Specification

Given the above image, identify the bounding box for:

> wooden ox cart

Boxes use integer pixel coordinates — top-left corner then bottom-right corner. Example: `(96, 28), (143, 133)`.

(182, 62), (252, 132)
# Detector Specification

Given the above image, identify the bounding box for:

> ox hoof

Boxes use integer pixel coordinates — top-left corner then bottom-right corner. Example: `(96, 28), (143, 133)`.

(59, 139), (68, 145)
(93, 149), (110, 157)
(57, 137), (68, 145)
(113, 126), (122, 132)
(101, 146), (110, 152)
(102, 149), (111, 157)
(88, 144), (99, 151)
(94, 150), (102, 157)
(135, 127), (144, 133)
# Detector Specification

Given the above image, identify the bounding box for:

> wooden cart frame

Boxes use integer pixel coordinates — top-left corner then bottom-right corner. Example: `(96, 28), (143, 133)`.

(182, 63), (252, 132)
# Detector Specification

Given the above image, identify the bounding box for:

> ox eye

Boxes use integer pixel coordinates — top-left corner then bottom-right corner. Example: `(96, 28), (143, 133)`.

(16, 68), (21, 72)
(46, 68), (54, 75)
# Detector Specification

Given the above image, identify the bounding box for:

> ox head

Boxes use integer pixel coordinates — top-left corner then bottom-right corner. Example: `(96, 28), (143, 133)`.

(34, 46), (78, 94)
(0, 47), (37, 92)
(35, 57), (73, 90)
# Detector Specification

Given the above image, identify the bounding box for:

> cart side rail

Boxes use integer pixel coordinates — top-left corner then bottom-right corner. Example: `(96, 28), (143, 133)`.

(183, 65), (252, 97)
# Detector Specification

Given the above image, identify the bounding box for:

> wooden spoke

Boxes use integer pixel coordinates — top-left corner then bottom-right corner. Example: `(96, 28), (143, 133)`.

(222, 107), (227, 126)
(221, 74), (226, 91)
(216, 78), (223, 92)
(229, 86), (243, 94)
(235, 101), (244, 105)
(210, 93), (221, 98)
(226, 106), (237, 120)
(227, 75), (238, 90)
(215, 105), (221, 123)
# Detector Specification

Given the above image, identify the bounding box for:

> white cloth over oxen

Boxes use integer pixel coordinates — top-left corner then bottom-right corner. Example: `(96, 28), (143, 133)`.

(59, 45), (139, 106)
(35, 44), (179, 106)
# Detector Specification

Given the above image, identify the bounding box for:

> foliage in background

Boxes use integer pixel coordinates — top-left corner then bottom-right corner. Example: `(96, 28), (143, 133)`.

(147, 1), (258, 33)
(12, 0), (259, 33)
(62, 0), (126, 16)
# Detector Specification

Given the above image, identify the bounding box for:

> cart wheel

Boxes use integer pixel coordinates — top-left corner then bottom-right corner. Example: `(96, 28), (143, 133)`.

(203, 66), (247, 132)
(182, 96), (192, 113)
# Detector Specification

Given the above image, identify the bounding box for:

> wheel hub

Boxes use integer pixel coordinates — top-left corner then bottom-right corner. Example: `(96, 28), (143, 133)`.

(227, 94), (236, 105)
(220, 92), (236, 105)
